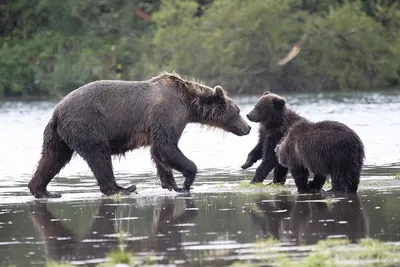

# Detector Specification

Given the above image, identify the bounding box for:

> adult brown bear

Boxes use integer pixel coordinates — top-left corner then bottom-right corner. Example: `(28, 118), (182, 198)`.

(28, 72), (251, 198)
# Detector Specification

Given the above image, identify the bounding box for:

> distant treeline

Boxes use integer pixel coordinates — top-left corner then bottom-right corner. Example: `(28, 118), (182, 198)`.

(0, 0), (399, 98)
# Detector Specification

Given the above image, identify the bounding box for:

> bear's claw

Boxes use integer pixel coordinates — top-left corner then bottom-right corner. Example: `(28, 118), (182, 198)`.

(34, 191), (62, 199)
(174, 187), (192, 194)
(102, 185), (137, 196)
(241, 161), (253, 169)
(121, 185), (137, 195)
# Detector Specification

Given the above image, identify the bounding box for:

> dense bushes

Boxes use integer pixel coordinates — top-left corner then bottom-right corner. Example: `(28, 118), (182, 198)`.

(0, 0), (399, 97)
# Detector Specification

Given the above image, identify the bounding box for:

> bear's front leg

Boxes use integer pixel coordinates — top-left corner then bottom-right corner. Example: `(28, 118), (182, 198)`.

(251, 159), (276, 183)
(250, 136), (283, 183)
(153, 160), (179, 191)
(152, 143), (197, 193)
(241, 141), (263, 169)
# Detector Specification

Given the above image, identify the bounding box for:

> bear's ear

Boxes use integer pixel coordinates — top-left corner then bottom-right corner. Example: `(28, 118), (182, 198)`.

(273, 97), (286, 110)
(214, 85), (226, 98)
(263, 91), (270, 96)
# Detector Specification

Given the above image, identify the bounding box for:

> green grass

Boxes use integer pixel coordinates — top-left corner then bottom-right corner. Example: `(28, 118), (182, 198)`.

(46, 262), (75, 267)
(322, 179), (332, 189)
(215, 183), (227, 188)
(239, 181), (290, 194)
(228, 237), (400, 267)
(395, 172), (400, 179)
(255, 237), (279, 249)
(239, 181), (267, 188)
(98, 250), (134, 267)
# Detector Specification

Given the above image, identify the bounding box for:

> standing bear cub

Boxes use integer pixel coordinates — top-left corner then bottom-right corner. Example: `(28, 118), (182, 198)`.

(28, 72), (251, 198)
(242, 92), (307, 185)
(275, 119), (365, 193)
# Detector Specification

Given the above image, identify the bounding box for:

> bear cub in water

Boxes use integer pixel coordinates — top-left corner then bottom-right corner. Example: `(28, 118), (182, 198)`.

(243, 91), (364, 193)
(275, 118), (365, 193)
(242, 91), (315, 185)
(28, 72), (251, 198)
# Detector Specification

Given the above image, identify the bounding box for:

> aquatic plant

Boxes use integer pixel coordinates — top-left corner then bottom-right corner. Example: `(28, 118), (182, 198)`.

(239, 181), (266, 188)
(228, 237), (400, 267)
(278, 238), (400, 267)
(215, 183), (227, 188)
(97, 230), (135, 267)
(395, 172), (400, 179)
(323, 179), (332, 189)
(239, 181), (289, 194)
(44, 236), (400, 267)
(255, 237), (279, 249)
(46, 262), (75, 267)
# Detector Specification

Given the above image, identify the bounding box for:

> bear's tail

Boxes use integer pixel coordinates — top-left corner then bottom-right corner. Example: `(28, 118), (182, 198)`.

(42, 114), (63, 152)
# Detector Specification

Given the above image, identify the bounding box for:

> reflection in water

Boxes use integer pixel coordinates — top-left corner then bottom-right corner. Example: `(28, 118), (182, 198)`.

(248, 194), (367, 245)
(29, 197), (198, 266)
(0, 190), (396, 266)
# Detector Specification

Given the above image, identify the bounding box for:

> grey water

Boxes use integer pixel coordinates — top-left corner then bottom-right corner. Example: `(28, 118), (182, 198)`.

(0, 91), (400, 266)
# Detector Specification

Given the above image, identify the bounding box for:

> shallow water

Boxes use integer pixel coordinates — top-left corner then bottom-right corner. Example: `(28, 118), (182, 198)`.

(0, 91), (400, 266)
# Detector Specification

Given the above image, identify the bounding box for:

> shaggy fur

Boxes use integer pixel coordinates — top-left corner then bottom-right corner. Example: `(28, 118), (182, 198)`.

(28, 72), (251, 198)
(242, 91), (321, 185)
(275, 119), (365, 193)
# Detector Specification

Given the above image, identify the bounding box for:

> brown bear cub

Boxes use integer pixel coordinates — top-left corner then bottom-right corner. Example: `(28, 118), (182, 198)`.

(28, 72), (251, 198)
(275, 119), (365, 193)
(242, 91), (310, 185)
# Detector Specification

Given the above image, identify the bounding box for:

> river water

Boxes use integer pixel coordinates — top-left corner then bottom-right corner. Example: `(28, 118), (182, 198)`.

(0, 91), (400, 266)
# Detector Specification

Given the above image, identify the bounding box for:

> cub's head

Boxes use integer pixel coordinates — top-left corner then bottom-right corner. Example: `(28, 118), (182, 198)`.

(246, 91), (286, 125)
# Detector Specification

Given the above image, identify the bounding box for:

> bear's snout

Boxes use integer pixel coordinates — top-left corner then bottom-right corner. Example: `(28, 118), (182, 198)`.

(236, 122), (251, 136)
(246, 114), (257, 122)
(244, 124), (251, 134)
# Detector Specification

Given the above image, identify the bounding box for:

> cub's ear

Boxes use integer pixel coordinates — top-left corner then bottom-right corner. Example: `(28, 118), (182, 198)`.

(214, 85), (226, 98)
(273, 97), (286, 110)
(263, 91), (270, 96)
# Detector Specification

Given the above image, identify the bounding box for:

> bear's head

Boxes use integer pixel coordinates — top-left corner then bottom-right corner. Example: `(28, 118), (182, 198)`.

(194, 85), (251, 136)
(246, 91), (286, 125)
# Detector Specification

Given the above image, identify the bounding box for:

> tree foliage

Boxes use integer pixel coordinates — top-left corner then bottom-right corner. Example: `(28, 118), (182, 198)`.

(0, 0), (399, 97)
(153, 0), (400, 92)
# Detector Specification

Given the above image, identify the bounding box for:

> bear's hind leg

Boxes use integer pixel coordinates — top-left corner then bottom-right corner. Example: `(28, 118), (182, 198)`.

(29, 140), (73, 198)
(337, 170), (360, 193)
(345, 172), (360, 193)
(290, 166), (310, 194)
(75, 145), (136, 196)
(308, 174), (327, 193)
(327, 171), (347, 193)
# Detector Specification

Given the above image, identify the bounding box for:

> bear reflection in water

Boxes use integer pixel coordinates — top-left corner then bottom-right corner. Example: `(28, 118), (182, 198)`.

(28, 198), (198, 266)
(247, 193), (367, 245)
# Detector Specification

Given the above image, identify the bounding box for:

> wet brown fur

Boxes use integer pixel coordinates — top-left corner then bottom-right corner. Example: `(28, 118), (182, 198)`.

(28, 71), (251, 198)
(276, 119), (365, 193)
(242, 92), (314, 185)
